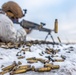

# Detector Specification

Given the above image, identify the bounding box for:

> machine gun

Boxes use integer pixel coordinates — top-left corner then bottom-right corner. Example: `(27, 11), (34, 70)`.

(20, 19), (58, 42)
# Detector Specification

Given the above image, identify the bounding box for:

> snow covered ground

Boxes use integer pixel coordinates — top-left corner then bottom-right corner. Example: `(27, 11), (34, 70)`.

(0, 43), (76, 75)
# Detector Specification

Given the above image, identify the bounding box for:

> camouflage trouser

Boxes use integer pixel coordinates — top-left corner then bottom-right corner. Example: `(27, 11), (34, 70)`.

(0, 14), (27, 43)
(15, 29), (26, 43)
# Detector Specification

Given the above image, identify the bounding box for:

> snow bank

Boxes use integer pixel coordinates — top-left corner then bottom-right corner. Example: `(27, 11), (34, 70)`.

(0, 44), (76, 75)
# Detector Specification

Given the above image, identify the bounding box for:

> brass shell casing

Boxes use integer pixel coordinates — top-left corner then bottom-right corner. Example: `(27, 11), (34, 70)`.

(54, 19), (58, 33)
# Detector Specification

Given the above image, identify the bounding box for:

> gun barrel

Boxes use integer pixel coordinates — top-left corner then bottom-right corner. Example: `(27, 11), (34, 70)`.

(20, 19), (52, 33)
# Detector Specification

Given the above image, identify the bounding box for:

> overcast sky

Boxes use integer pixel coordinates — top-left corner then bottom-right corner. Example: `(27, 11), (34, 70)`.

(0, 0), (76, 43)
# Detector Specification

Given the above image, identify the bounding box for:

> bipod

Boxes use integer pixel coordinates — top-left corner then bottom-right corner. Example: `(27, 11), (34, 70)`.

(45, 32), (55, 47)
